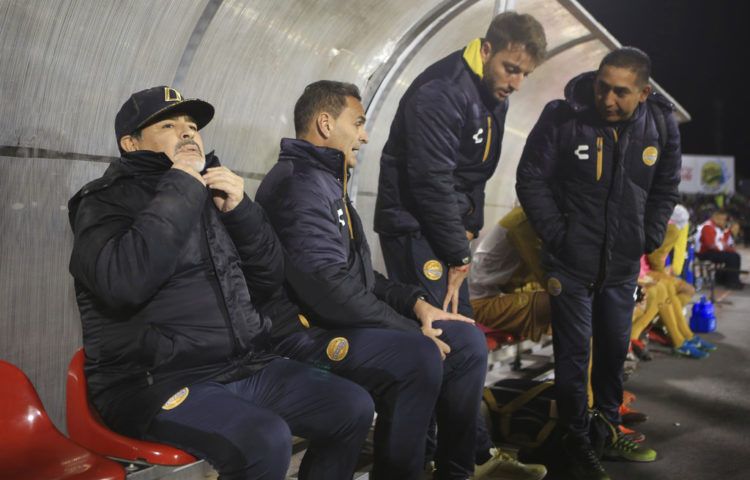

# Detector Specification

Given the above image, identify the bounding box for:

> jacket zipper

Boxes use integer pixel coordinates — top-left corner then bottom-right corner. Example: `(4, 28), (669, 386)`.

(597, 128), (620, 288)
(482, 115), (493, 162)
(202, 211), (240, 355)
(596, 136), (603, 181)
(341, 158), (354, 239)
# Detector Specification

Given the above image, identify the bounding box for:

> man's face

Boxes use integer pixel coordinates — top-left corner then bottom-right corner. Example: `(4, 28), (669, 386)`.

(328, 96), (368, 168)
(480, 42), (536, 102)
(713, 213), (728, 228)
(124, 115), (206, 171)
(594, 65), (651, 123)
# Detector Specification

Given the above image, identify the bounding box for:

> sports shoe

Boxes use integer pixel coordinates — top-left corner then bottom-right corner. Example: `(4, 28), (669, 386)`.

(674, 341), (709, 359)
(563, 435), (610, 480)
(622, 390), (637, 407)
(688, 335), (717, 352)
(473, 447), (547, 480)
(619, 404), (648, 426)
(602, 432), (657, 462)
(647, 328), (670, 346)
(618, 424), (645, 443)
(630, 339), (653, 361)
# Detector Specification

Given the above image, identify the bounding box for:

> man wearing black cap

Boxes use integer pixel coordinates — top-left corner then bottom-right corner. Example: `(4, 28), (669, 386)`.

(68, 86), (374, 480)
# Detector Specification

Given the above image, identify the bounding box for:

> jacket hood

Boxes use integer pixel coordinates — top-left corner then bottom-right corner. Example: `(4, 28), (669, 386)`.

(279, 138), (347, 178)
(564, 70), (674, 123)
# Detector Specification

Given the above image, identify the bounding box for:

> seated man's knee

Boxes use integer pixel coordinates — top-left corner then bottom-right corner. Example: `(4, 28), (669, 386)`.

(438, 321), (488, 365)
(408, 334), (445, 385)
(221, 414), (293, 478)
(335, 385), (376, 434)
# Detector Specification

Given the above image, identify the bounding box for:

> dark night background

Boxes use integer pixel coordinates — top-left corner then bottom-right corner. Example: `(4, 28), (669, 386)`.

(577, 0), (749, 188)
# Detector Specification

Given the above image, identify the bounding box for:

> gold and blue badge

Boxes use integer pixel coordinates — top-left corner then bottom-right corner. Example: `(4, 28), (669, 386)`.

(423, 260), (444, 281)
(547, 277), (563, 296)
(162, 387), (189, 410)
(642, 146), (658, 166)
(326, 337), (349, 361)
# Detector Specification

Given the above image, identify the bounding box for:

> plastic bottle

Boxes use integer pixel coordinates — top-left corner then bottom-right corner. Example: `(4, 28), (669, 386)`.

(690, 295), (717, 333)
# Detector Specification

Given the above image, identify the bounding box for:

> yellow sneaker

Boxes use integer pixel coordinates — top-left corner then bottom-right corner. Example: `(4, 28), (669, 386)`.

(473, 448), (547, 480)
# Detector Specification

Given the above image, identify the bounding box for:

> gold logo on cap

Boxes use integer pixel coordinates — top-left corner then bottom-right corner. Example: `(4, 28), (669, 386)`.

(547, 277), (562, 296)
(642, 146), (658, 166)
(162, 387), (189, 410)
(164, 87), (183, 102)
(326, 337), (349, 361)
(423, 260), (444, 281)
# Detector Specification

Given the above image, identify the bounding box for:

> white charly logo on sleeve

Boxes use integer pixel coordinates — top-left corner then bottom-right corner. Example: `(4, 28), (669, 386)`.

(574, 144), (590, 160)
(472, 128), (484, 144)
(337, 208), (345, 226)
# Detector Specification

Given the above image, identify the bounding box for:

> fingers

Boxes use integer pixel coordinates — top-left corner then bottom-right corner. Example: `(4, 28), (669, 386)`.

(433, 337), (451, 358)
(442, 312), (475, 323)
(442, 290), (452, 312)
(202, 168), (244, 212)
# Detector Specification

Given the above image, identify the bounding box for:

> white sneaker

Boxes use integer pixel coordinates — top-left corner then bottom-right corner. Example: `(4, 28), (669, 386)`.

(472, 448), (547, 480)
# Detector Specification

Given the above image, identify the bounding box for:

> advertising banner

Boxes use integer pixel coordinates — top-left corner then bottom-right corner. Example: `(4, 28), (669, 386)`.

(679, 154), (735, 194)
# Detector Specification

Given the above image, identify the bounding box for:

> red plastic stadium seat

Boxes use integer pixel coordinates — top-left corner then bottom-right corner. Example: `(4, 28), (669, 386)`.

(477, 323), (522, 350)
(0, 359), (125, 480)
(66, 348), (197, 465)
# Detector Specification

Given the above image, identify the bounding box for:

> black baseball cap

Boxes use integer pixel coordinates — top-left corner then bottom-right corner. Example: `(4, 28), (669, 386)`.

(115, 86), (214, 146)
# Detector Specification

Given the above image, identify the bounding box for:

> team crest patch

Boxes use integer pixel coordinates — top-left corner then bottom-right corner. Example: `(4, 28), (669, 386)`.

(642, 146), (658, 166)
(547, 277), (563, 296)
(162, 387), (189, 410)
(423, 260), (444, 281)
(326, 337), (349, 361)
(298, 313), (310, 328)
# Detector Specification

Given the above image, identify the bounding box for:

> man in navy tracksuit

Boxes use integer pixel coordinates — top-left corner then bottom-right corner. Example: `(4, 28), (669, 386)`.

(516, 48), (681, 480)
(256, 81), (487, 480)
(373, 12), (549, 478)
(375, 12), (547, 316)
(68, 86), (374, 480)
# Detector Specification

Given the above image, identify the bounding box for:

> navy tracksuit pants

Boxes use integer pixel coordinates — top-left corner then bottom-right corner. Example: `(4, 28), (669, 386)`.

(275, 323), (487, 480)
(697, 250), (742, 285)
(379, 233), (495, 464)
(546, 269), (636, 440)
(145, 358), (373, 480)
(380, 233), (473, 317)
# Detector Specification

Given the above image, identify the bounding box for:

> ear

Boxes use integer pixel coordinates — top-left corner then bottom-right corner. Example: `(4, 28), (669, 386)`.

(480, 40), (493, 64)
(638, 84), (652, 103)
(316, 112), (334, 139)
(119, 135), (138, 152)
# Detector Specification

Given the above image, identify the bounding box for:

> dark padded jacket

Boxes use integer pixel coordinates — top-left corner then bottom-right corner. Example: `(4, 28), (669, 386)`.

(68, 151), (280, 437)
(374, 47), (507, 266)
(516, 71), (681, 286)
(256, 139), (423, 337)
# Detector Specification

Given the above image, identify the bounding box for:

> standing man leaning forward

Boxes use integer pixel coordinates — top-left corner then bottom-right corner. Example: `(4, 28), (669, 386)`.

(516, 48), (681, 480)
(256, 81), (490, 480)
(373, 12), (548, 478)
(68, 86), (374, 480)
(375, 11), (547, 316)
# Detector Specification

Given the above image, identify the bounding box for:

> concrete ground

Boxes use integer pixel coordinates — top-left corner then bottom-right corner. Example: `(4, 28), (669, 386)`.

(599, 247), (750, 480)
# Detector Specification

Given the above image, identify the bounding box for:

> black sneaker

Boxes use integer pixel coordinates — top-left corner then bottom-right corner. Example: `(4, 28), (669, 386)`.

(563, 434), (610, 480)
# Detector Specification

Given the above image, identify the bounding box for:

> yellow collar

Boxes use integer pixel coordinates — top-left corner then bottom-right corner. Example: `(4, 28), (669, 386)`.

(463, 38), (484, 78)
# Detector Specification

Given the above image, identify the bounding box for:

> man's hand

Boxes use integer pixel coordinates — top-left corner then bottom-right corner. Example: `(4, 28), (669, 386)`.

(413, 298), (474, 359)
(442, 264), (470, 313)
(171, 163), (206, 186)
(466, 230), (475, 241)
(730, 223), (740, 237)
(202, 166), (244, 212)
(422, 326), (451, 360)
